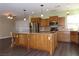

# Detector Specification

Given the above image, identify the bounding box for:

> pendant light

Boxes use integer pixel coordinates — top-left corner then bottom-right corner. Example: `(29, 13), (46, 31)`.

(40, 4), (44, 17)
(23, 9), (27, 21)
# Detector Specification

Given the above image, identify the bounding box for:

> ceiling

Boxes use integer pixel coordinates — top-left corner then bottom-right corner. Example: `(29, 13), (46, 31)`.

(0, 3), (79, 17)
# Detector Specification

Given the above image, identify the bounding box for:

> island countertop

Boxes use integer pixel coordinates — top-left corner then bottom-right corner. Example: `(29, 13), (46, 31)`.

(14, 31), (57, 34)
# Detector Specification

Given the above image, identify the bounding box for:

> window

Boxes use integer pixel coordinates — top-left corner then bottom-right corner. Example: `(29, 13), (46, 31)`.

(67, 14), (79, 31)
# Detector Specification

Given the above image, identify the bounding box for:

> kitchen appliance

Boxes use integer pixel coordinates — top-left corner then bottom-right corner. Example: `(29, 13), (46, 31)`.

(49, 21), (58, 31)
(29, 22), (39, 32)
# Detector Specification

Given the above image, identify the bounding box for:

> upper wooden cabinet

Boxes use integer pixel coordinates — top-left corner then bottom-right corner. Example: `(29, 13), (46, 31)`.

(49, 16), (59, 22)
(30, 16), (65, 27)
(58, 17), (65, 26)
(31, 17), (41, 23)
(40, 18), (49, 27)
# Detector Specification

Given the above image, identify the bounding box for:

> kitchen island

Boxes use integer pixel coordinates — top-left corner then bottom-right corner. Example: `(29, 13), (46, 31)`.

(10, 32), (58, 55)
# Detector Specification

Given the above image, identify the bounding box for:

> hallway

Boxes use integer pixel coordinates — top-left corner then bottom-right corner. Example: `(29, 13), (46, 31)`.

(0, 43), (79, 56)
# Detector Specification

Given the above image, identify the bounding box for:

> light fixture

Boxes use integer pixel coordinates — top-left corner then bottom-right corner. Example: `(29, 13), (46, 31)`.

(66, 10), (70, 15)
(40, 4), (44, 17)
(23, 9), (27, 21)
(7, 14), (14, 20)
(8, 15), (11, 19)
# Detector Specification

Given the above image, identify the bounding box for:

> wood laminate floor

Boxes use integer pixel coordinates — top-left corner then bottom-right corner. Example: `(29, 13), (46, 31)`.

(0, 43), (79, 56)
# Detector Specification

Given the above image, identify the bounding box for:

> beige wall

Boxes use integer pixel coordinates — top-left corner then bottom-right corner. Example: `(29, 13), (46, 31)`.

(15, 17), (29, 33)
(0, 16), (15, 39)
(0, 15), (30, 39)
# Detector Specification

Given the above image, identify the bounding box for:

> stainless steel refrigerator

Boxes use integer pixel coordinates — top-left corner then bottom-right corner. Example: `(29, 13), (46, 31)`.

(29, 22), (39, 33)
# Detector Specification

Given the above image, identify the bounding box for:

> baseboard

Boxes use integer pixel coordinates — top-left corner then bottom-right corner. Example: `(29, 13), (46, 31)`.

(58, 41), (71, 43)
(0, 36), (11, 39)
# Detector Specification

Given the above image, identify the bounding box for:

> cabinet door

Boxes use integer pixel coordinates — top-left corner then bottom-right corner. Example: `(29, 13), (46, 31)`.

(54, 32), (58, 49)
(57, 31), (65, 42)
(58, 31), (70, 42)
(45, 19), (49, 26)
(70, 31), (78, 44)
(49, 16), (58, 22)
(29, 34), (36, 49)
(29, 34), (40, 49)
(18, 34), (28, 47)
(39, 34), (51, 51)
(40, 19), (49, 27)
(40, 20), (45, 27)
(14, 34), (19, 46)
(31, 17), (41, 23)
(29, 34), (52, 52)
(58, 17), (65, 26)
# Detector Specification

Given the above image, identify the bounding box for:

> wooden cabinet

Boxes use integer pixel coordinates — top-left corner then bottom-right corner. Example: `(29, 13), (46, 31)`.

(40, 19), (45, 27)
(31, 17), (41, 24)
(70, 31), (78, 44)
(57, 31), (65, 42)
(49, 16), (58, 22)
(58, 17), (65, 26)
(31, 17), (49, 27)
(29, 34), (52, 52)
(29, 34), (37, 49)
(58, 31), (70, 42)
(54, 32), (58, 49)
(11, 33), (57, 55)
(40, 19), (49, 27)
(15, 34), (29, 47)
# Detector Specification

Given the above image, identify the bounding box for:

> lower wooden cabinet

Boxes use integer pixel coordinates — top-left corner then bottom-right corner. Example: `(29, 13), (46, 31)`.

(17, 34), (28, 47)
(11, 33), (58, 55)
(29, 34), (54, 52)
(57, 31), (70, 42)
(70, 31), (78, 44)
(54, 32), (58, 49)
